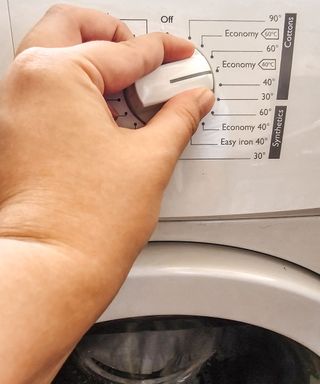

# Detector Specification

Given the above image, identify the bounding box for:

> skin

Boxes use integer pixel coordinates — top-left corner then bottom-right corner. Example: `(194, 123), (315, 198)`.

(0, 4), (214, 384)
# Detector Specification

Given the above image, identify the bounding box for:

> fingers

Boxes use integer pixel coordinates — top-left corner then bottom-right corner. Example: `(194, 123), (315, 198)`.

(17, 4), (133, 54)
(73, 32), (195, 93)
(141, 88), (215, 160)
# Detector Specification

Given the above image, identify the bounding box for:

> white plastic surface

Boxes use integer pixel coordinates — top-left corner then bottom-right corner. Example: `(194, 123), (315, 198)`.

(152, 216), (320, 274)
(0, 0), (14, 76)
(100, 242), (320, 355)
(1, 0), (320, 218)
(135, 49), (214, 107)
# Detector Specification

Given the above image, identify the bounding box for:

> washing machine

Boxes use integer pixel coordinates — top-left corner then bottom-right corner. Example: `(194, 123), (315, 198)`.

(1, 0), (320, 382)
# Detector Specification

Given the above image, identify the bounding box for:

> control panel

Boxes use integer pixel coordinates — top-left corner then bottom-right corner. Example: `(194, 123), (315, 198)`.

(1, 0), (320, 218)
(123, 13), (295, 163)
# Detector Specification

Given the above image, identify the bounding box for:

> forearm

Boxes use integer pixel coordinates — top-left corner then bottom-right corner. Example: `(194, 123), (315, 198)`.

(0, 235), (123, 383)
(0, 174), (156, 382)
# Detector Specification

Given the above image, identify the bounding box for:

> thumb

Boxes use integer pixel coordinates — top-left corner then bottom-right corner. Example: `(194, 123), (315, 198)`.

(142, 88), (214, 160)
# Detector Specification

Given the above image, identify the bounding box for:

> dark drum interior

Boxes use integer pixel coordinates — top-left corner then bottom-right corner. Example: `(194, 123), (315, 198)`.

(53, 316), (320, 384)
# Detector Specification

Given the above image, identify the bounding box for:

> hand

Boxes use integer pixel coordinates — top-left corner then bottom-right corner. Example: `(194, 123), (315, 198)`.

(2, 4), (214, 260)
(0, 4), (214, 383)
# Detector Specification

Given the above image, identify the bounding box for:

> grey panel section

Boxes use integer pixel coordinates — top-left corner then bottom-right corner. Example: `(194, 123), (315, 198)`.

(269, 105), (287, 159)
(277, 13), (297, 100)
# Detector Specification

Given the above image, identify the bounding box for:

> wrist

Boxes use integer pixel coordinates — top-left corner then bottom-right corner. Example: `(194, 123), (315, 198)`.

(0, 184), (152, 271)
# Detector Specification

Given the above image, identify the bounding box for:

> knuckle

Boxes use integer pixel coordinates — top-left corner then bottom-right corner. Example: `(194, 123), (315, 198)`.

(46, 3), (73, 15)
(117, 19), (131, 34)
(109, 14), (124, 26)
(147, 32), (167, 50)
(13, 48), (54, 82)
(14, 47), (44, 69)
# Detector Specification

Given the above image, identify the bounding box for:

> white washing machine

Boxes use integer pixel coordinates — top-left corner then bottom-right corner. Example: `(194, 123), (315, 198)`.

(1, 0), (320, 382)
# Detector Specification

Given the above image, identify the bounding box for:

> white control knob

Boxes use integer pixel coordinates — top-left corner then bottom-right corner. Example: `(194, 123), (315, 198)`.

(125, 49), (214, 123)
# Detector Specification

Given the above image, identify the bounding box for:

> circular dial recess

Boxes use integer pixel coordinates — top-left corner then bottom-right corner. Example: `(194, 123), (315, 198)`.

(125, 49), (214, 124)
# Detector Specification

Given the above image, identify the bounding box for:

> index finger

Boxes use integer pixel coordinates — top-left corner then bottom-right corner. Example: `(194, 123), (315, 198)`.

(72, 32), (195, 94)
(17, 4), (133, 54)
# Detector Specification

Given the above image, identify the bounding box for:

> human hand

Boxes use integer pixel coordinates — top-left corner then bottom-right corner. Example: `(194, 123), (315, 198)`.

(1, 4), (214, 263)
(0, 5), (214, 383)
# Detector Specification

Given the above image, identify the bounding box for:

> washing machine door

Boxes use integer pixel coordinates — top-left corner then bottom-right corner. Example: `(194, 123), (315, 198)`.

(53, 242), (320, 383)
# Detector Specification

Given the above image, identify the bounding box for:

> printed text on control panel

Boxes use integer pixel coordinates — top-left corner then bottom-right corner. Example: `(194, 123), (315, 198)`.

(107, 13), (297, 161)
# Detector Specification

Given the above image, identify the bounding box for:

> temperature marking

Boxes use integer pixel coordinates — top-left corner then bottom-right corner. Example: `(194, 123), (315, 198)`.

(191, 138), (218, 146)
(200, 34), (223, 47)
(217, 98), (259, 101)
(218, 83), (261, 87)
(210, 49), (263, 58)
(269, 14), (282, 22)
(188, 18), (266, 39)
(261, 28), (280, 40)
(201, 122), (220, 131)
(211, 50), (263, 52)
(212, 112), (257, 117)
(258, 59), (277, 70)
(181, 157), (252, 160)
(253, 152), (266, 160)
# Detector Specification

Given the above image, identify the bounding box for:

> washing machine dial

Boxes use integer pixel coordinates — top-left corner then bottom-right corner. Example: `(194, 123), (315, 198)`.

(125, 49), (214, 124)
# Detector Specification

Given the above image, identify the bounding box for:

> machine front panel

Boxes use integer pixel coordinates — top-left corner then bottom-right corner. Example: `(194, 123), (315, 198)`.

(2, 0), (320, 217)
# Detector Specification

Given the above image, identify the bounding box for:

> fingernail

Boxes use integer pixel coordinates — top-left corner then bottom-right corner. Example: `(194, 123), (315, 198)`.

(197, 88), (215, 114)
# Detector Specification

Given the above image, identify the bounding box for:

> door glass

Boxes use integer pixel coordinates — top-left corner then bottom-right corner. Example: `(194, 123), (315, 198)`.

(53, 316), (320, 384)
